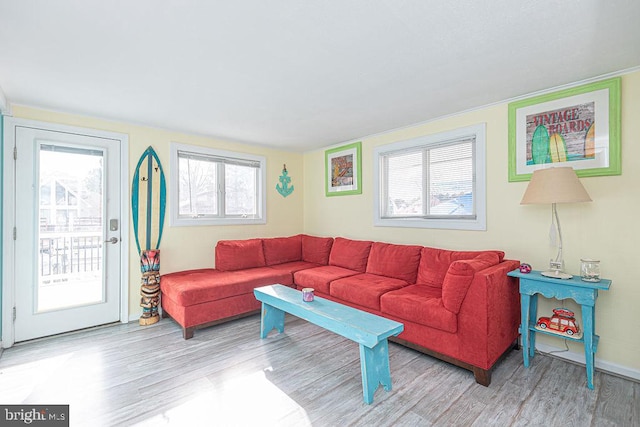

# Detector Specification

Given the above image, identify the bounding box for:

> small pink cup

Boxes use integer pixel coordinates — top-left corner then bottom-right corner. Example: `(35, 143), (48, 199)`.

(302, 288), (314, 302)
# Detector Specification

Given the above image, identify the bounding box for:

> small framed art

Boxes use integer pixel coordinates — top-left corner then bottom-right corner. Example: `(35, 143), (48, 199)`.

(325, 141), (362, 196)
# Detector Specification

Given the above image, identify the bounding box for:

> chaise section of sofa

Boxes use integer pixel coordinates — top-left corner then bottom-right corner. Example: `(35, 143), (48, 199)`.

(161, 267), (290, 339)
(161, 234), (333, 339)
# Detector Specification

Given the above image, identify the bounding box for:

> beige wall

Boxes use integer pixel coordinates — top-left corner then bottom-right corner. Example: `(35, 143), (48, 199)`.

(304, 71), (640, 373)
(10, 106), (305, 318)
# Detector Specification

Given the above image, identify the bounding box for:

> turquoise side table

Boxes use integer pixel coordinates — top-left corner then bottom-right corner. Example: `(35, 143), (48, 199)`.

(507, 269), (611, 390)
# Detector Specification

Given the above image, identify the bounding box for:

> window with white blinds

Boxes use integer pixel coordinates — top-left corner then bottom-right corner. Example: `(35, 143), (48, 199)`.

(170, 142), (266, 226)
(373, 124), (486, 230)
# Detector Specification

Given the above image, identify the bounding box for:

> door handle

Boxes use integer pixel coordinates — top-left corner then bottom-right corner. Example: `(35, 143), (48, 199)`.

(104, 237), (120, 244)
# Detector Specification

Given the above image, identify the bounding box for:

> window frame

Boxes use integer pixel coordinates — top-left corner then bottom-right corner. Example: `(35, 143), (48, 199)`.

(169, 142), (267, 226)
(373, 123), (486, 231)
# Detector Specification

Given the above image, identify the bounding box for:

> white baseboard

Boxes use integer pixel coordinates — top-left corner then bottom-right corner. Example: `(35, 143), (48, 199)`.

(535, 342), (640, 382)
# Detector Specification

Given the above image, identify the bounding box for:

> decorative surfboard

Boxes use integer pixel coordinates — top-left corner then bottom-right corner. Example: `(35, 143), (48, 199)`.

(548, 133), (567, 163)
(132, 146), (166, 325)
(132, 146), (166, 254)
(531, 125), (550, 164)
(584, 123), (595, 159)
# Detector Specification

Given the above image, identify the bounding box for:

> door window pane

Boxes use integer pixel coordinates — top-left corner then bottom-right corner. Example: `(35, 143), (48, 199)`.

(38, 144), (104, 312)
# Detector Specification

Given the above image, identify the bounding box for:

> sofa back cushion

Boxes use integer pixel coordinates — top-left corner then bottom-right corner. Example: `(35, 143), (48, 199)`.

(328, 237), (373, 272)
(215, 239), (266, 271)
(416, 247), (505, 288)
(301, 235), (334, 265)
(262, 235), (302, 265)
(366, 242), (422, 283)
(441, 252), (500, 313)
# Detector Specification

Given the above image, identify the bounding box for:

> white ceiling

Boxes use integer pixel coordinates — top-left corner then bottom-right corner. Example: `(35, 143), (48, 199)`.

(1, 1), (639, 152)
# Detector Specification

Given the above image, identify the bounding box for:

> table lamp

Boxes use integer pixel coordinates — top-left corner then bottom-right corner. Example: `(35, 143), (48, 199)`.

(520, 167), (592, 279)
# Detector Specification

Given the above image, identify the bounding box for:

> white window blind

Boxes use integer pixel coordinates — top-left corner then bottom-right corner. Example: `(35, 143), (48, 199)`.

(170, 143), (266, 226)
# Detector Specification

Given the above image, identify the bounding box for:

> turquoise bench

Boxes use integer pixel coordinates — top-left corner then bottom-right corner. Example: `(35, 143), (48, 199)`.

(253, 284), (404, 404)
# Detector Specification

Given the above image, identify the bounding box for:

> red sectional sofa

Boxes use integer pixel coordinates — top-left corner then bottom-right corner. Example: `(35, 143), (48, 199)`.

(161, 234), (520, 386)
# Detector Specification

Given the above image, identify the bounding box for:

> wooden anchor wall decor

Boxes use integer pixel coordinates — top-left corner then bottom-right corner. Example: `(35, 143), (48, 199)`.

(132, 146), (167, 325)
(276, 164), (294, 197)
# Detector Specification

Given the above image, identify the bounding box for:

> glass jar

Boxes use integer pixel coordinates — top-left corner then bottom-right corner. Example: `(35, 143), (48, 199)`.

(580, 259), (601, 282)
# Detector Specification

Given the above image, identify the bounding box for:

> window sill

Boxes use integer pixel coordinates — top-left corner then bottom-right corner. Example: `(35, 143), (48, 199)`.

(170, 217), (266, 227)
(373, 217), (486, 231)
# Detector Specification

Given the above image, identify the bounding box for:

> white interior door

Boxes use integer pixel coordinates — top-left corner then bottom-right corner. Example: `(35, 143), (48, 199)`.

(11, 124), (122, 342)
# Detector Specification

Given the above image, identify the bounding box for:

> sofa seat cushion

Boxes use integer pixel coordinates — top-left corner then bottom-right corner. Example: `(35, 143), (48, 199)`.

(330, 273), (409, 311)
(366, 242), (422, 283)
(416, 247), (505, 288)
(215, 239), (266, 271)
(293, 265), (359, 294)
(268, 261), (322, 280)
(161, 268), (290, 307)
(380, 285), (457, 333)
(328, 237), (373, 272)
(301, 235), (334, 265)
(263, 235), (302, 266)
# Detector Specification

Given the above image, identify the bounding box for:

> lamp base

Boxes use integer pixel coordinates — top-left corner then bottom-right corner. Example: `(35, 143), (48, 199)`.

(540, 270), (573, 280)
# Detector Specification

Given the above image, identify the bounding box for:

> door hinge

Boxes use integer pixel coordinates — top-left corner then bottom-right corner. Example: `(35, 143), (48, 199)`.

(13, 307), (17, 322)
(13, 227), (16, 240)
(13, 146), (17, 160)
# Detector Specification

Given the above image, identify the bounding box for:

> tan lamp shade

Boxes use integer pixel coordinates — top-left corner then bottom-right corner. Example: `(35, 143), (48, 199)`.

(520, 167), (592, 205)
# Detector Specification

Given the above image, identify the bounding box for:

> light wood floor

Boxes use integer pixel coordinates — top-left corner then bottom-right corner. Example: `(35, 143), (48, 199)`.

(1, 315), (638, 426)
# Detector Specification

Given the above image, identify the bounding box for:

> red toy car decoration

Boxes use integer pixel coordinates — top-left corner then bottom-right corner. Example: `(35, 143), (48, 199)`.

(536, 308), (580, 336)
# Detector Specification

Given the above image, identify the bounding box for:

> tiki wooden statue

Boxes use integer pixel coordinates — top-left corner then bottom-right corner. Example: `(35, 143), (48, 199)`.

(140, 249), (161, 325)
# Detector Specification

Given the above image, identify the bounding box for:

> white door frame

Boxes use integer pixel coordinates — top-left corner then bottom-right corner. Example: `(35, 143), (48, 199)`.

(2, 117), (129, 348)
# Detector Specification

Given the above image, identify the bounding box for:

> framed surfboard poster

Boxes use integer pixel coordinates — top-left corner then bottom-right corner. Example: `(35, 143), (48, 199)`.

(508, 77), (621, 182)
